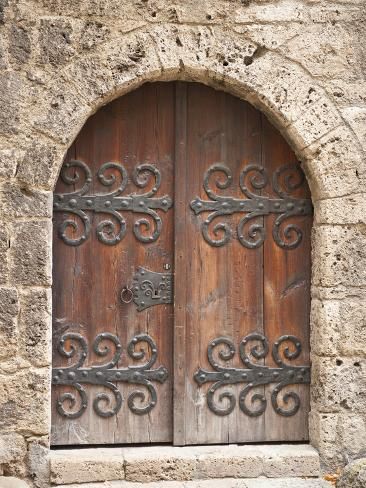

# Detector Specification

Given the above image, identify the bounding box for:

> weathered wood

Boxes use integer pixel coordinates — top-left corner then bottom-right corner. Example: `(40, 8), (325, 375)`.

(52, 83), (175, 445)
(52, 81), (312, 446)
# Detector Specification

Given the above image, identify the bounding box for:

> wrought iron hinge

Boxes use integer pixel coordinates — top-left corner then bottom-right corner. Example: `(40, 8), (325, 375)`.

(130, 267), (173, 311)
(194, 334), (310, 417)
(53, 160), (173, 246)
(52, 332), (168, 419)
(190, 163), (313, 249)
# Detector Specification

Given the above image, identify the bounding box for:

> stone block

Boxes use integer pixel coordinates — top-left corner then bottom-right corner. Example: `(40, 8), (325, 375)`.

(341, 106), (366, 152)
(124, 446), (196, 482)
(195, 445), (263, 479)
(0, 72), (22, 135)
(278, 23), (357, 80)
(63, 55), (115, 102)
(0, 230), (9, 285)
(0, 287), (19, 360)
(0, 149), (23, 179)
(16, 141), (65, 191)
(39, 18), (76, 67)
(50, 448), (125, 485)
(9, 25), (31, 65)
(33, 79), (92, 145)
(337, 458), (366, 488)
(0, 367), (50, 435)
(0, 433), (26, 464)
(18, 288), (51, 367)
(0, 477), (29, 488)
(315, 194), (366, 226)
(311, 299), (341, 357)
(0, 183), (52, 219)
(312, 225), (366, 288)
(261, 444), (320, 478)
(311, 298), (366, 357)
(9, 221), (52, 286)
(338, 414), (366, 459)
(27, 438), (50, 488)
(288, 97), (343, 149)
(234, 1), (308, 23)
(302, 126), (364, 200)
(311, 356), (366, 413)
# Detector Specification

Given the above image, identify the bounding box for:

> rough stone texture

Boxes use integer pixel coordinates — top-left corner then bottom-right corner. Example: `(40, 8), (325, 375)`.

(50, 449), (125, 485)
(0, 0), (364, 485)
(124, 445), (319, 483)
(337, 458), (366, 488)
(54, 478), (333, 488)
(0, 477), (29, 488)
(9, 221), (52, 286)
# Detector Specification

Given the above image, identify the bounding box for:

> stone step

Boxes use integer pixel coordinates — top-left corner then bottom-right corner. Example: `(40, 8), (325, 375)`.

(49, 444), (321, 485)
(56, 478), (332, 488)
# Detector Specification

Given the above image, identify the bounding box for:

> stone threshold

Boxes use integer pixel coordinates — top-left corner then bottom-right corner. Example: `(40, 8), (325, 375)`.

(49, 444), (320, 485)
(56, 479), (332, 488)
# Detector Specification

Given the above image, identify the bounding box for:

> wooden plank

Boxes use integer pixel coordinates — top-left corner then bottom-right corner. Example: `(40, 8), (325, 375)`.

(173, 82), (188, 445)
(262, 113), (311, 441)
(52, 83), (175, 445)
(177, 83), (265, 444)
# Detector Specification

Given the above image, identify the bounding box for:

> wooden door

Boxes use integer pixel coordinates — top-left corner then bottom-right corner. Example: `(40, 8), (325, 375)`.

(52, 83), (175, 445)
(52, 82), (312, 446)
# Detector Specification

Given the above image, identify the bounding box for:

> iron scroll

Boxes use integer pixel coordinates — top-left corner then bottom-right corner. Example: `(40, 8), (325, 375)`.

(52, 332), (168, 419)
(53, 160), (173, 246)
(194, 334), (310, 417)
(190, 163), (312, 249)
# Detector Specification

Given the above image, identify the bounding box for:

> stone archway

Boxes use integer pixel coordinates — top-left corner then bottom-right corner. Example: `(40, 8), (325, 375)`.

(1, 22), (365, 485)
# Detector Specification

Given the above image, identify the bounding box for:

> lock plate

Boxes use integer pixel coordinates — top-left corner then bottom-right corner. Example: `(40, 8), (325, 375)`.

(132, 267), (173, 311)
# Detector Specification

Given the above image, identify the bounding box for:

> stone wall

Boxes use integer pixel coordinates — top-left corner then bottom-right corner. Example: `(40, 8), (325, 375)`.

(0, 0), (365, 486)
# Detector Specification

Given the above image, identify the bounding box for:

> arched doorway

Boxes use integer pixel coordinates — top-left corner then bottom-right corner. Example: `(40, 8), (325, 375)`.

(51, 82), (312, 446)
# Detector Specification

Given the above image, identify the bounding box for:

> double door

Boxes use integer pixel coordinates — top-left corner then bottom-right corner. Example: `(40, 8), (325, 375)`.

(51, 82), (312, 446)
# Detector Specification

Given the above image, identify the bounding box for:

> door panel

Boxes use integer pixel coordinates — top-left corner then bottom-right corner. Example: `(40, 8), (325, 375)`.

(52, 82), (312, 446)
(52, 83), (175, 445)
(175, 83), (312, 445)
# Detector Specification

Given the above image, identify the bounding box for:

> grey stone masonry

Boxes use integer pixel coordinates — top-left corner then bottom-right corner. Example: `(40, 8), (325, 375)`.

(0, 0), (365, 485)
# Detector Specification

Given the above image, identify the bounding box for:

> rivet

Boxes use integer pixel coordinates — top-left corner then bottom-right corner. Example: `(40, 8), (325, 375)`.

(69, 199), (77, 208)
(200, 374), (206, 380)
(53, 376), (59, 382)
(274, 202), (280, 209)
(152, 186), (157, 192)
(258, 203), (264, 209)
(82, 371), (88, 377)
(67, 372), (75, 380)
(197, 202), (202, 208)
(258, 372), (264, 377)
(211, 341), (216, 347)
(287, 203), (294, 210)
(139, 201), (144, 207)
(96, 371), (103, 378)
(86, 200), (93, 207)
(122, 201), (128, 208)
(223, 373), (230, 379)
(242, 373), (247, 379)
(115, 372), (122, 379)
(105, 200), (112, 207)
(151, 401), (156, 406)
(162, 199), (168, 206)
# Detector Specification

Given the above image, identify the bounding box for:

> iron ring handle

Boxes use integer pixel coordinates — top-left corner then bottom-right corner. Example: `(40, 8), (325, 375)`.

(120, 286), (133, 304)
